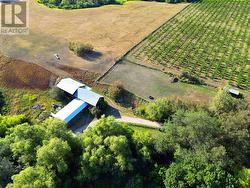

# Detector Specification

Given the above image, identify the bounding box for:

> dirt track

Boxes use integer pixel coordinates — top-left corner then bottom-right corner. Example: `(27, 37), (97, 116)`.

(0, 0), (188, 76)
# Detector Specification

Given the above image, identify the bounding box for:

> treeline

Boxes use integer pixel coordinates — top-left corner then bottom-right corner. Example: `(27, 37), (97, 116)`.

(0, 89), (249, 187)
(37, 0), (126, 9)
(37, 0), (190, 9)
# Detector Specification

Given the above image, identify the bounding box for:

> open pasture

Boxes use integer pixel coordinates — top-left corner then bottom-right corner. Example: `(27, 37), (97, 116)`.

(126, 0), (250, 88)
(0, 0), (187, 76)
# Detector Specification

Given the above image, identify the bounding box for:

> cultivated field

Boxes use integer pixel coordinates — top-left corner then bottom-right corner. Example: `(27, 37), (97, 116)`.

(125, 0), (250, 88)
(0, 0), (188, 76)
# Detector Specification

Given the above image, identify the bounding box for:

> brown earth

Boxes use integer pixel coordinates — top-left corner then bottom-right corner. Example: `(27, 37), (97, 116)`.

(0, 53), (57, 89)
(0, 53), (99, 89)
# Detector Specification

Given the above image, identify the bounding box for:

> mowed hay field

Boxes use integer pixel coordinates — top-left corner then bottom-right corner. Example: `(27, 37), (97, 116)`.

(125, 0), (250, 88)
(0, 0), (188, 76)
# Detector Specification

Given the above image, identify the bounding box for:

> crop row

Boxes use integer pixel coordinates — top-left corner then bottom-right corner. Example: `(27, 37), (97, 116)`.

(125, 0), (250, 88)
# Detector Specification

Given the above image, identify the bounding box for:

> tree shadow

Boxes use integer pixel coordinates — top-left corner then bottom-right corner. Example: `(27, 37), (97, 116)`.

(81, 51), (102, 61)
(68, 109), (95, 133)
(104, 105), (121, 119)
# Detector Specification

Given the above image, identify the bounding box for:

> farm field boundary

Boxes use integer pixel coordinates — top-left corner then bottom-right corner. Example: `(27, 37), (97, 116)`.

(104, 0), (250, 89)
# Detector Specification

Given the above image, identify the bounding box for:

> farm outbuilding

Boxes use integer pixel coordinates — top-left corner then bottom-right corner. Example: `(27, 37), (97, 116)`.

(224, 87), (242, 98)
(51, 78), (103, 123)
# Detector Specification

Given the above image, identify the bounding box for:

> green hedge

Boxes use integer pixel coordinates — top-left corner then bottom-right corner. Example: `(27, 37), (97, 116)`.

(38, 0), (127, 9)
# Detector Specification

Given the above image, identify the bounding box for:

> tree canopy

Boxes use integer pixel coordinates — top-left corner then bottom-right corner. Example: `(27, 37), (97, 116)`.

(0, 89), (249, 188)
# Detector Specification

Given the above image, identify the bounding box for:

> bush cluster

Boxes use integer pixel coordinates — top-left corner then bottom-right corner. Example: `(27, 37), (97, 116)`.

(38, 0), (126, 9)
(90, 99), (108, 118)
(69, 41), (93, 57)
(179, 72), (204, 85)
(1, 90), (249, 187)
(135, 98), (179, 122)
(108, 81), (125, 102)
(37, 0), (190, 9)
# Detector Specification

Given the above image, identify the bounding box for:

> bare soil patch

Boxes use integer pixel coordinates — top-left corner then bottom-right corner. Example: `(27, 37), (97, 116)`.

(0, 54), (57, 89)
(58, 65), (100, 86)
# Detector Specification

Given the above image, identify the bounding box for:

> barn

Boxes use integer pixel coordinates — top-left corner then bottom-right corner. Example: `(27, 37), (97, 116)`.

(51, 78), (103, 123)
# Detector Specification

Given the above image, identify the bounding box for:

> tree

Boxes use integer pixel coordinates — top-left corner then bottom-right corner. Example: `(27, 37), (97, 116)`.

(61, 0), (74, 6)
(132, 131), (153, 162)
(210, 89), (240, 114)
(136, 98), (177, 122)
(237, 168), (250, 188)
(163, 110), (221, 149)
(220, 110), (250, 166)
(78, 116), (134, 182)
(41, 118), (82, 160)
(6, 166), (55, 188)
(36, 137), (71, 174)
(9, 123), (45, 166)
(108, 81), (125, 102)
(0, 89), (6, 114)
(0, 157), (15, 187)
(164, 149), (237, 187)
(48, 0), (61, 6)
(124, 174), (143, 188)
(0, 115), (27, 137)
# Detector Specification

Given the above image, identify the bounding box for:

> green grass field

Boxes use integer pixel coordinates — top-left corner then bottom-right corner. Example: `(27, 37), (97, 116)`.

(1, 88), (60, 123)
(126, 0), (250, 88)
(102, 61), (215, 103)
(124, 123), (162, 135)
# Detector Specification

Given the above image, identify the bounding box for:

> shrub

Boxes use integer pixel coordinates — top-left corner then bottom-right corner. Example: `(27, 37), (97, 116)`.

(237, 168), (250, 188)
(108, 81), (125, 102)
(0, 90), (6, 114)
(209, 89), (242, 114)
(115, 0), (127, 4)
(69, 41), (93, 57)
(49, 87), (65, 101)
(90, 99), (108, 118)
(135, 98), (177, 122)
(179, 72), (204, 85)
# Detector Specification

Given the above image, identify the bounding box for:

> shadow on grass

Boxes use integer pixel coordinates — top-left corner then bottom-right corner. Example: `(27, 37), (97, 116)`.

(104, 105), (121, 118)
(82, 51), (102, 61)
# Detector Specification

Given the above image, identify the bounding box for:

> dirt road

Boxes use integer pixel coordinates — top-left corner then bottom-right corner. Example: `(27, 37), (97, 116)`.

(88, 115), (161, 129)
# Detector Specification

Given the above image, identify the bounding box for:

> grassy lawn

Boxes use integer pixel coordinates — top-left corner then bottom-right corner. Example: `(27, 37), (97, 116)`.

(121, 122), (162, 136)
(101, 61), (216, 103)
(1, 88), (60, 123)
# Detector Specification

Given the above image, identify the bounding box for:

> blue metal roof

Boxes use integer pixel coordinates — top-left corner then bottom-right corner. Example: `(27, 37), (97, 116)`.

(53, 78), (103, 123)
(52, 98), (88, 123)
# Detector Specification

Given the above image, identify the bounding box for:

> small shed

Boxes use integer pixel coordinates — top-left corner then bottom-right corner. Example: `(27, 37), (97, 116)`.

(228, 88), (240, 96)
(224, 87), (242, 98)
